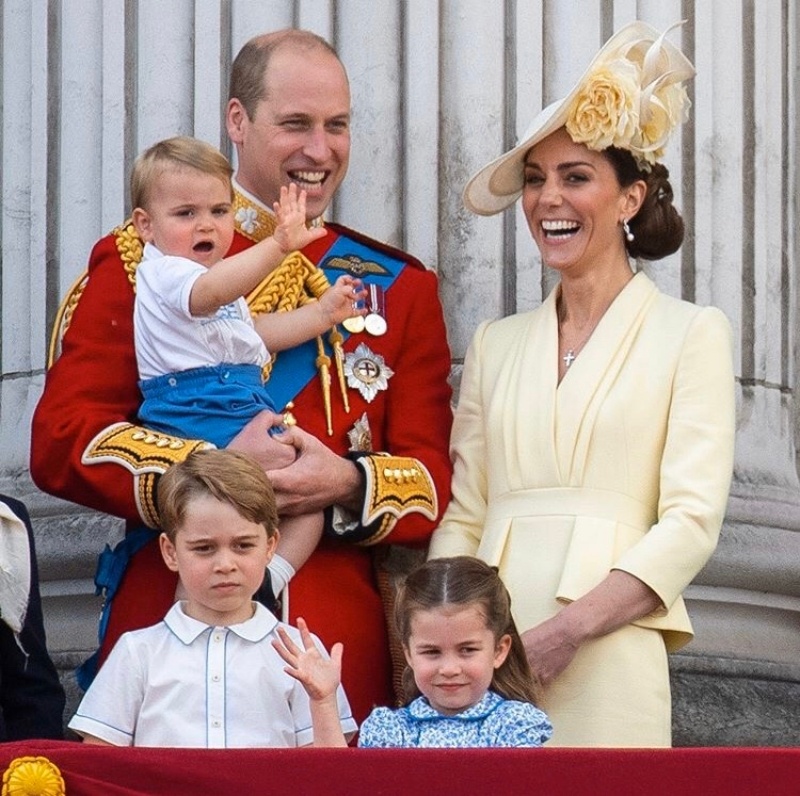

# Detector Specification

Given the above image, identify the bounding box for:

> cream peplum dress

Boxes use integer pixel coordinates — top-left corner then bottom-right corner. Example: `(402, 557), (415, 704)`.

(429, 272), (735, 747)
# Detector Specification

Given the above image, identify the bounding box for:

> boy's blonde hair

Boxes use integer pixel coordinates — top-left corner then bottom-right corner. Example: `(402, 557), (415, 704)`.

(130, 136), (233, 210)
(157, 449), (279, 543)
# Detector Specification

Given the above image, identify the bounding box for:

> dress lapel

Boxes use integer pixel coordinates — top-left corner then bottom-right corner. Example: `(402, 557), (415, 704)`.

(555, 272), (658, 484)
(487, 289), (561, 489)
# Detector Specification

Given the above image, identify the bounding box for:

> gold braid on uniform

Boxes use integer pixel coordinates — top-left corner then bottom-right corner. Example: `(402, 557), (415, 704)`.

(49, 220), (142, 368)
(353, 454), (439, 545)
(113, 219), (144, 290)
(233, 189), (439, 544)
(76, 225), (209, 528)
(239, 198), (347, 435)
(82, 423), (215, 529)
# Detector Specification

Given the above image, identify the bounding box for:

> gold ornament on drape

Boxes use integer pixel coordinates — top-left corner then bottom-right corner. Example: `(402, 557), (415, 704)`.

(2, 757), (65, 796)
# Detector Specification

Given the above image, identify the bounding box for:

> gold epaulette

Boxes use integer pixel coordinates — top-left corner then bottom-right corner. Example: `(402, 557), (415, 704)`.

(246, 251), (346, 433)
(82, 422), (215, 528)
(113, 219), (144, 287)
(48, 220), (143, 369)
(355, 454), (439, 545)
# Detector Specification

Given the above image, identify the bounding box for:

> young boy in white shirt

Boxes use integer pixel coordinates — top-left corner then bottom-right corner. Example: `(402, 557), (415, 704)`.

(68, 448), (356, 747)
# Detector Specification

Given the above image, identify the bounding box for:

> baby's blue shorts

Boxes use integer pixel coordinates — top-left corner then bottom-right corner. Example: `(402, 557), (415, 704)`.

(138, 363), (277, 448)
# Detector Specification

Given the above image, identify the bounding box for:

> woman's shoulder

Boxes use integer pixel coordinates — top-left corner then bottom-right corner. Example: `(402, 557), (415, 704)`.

(643, 281), (732, 342)
(472, 303), (550, 347)
(647, 279), (730, 324)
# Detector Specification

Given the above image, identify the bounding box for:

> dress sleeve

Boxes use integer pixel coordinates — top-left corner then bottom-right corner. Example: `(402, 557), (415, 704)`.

(428, 321), (491, 559)
(613, 306), (736, 607)
(356, 707), (411, 748)
(486, 702), (553, 748)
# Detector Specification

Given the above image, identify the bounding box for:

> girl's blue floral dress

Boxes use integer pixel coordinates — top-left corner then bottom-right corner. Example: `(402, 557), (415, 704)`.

(358, 691), (552, 748)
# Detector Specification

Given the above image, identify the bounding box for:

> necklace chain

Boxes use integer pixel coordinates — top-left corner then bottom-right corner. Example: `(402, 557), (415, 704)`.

(558, 309), (601, 369)
(557, 272), (634, 369)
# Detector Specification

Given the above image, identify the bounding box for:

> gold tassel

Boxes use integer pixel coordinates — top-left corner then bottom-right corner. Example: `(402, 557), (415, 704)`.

(247, 252), (350, 434)
(328, 326), (350, 413)
(315, 336), (333, 436)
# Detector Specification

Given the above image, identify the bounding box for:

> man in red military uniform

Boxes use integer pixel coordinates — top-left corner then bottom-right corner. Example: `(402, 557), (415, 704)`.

(30, 29), (453, 725)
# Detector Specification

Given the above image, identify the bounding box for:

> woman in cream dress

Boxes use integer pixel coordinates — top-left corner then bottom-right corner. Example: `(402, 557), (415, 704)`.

(428, 22), (736, 747)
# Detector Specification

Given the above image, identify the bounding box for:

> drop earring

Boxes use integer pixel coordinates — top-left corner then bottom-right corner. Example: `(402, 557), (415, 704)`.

(622, 218), (634, 242)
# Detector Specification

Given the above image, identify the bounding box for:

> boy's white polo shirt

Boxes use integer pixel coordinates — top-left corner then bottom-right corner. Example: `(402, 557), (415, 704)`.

(69, 602), (357, 747)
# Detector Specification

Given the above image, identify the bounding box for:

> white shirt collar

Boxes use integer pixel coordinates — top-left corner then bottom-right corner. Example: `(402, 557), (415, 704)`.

(163, 601), (279, 645)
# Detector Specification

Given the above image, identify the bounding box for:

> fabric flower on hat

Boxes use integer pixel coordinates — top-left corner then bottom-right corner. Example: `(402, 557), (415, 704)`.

(462, 21), (696, 215)
(565, 26), (692, 169)
(566, 58), (641, 152)
(631, 79), (690, 165)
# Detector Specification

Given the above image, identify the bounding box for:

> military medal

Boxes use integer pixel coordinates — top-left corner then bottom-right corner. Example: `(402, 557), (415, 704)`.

(364, 284), (387, 336)
(347, 412), (373, 452)
(342, 283), (366, 333)
(342, 314), (366, 333)
(344, 343), (394, 402)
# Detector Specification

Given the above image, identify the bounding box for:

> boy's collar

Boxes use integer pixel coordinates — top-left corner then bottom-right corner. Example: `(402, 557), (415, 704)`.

(164, 600), (279, 643)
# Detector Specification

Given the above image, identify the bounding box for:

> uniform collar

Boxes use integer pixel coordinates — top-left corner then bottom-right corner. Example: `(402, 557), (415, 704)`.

(232, 178), (325, 243)
(164, 601), (279, 644)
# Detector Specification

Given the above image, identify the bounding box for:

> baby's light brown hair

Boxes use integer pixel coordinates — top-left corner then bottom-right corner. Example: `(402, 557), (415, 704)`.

(130, 135), (233, 211)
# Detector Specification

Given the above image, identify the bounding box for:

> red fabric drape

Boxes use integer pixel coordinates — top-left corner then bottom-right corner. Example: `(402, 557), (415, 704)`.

(1, 740), (798, 796)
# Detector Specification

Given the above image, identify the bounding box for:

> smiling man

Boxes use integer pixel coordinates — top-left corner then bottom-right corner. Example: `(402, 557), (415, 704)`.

(227, 34), (351, 223)
(31, 28), (453, 726)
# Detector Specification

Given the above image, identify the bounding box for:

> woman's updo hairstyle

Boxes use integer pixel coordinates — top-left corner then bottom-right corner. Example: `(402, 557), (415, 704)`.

(603, 146), (684, 261)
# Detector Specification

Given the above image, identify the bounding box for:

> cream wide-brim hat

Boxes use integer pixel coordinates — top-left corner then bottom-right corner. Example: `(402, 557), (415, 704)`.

(463, 20), (695, 216)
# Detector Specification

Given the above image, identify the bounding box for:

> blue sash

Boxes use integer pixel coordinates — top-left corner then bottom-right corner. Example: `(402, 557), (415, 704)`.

(263, 233), (405, 409)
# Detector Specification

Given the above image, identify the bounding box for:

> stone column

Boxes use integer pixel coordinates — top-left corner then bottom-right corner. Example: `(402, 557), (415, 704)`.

(670, 2), (800, 746)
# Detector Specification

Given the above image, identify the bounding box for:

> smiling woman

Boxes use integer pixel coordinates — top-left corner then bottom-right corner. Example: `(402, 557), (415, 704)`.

(428, 21), (737, 747)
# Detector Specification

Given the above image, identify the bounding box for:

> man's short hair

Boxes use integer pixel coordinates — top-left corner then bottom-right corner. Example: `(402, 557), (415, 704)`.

(229, 29), (342, 120)
(130, 136), (233, 210)
(157, 449), (279, 542)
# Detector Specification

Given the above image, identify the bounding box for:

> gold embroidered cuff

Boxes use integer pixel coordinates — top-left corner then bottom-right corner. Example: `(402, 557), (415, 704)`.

(82, 422), (215, 528)
(356, 454), (438, 545)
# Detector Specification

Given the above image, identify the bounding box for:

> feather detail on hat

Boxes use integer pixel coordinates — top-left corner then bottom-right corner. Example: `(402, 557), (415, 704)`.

(464, 20), (695, 215)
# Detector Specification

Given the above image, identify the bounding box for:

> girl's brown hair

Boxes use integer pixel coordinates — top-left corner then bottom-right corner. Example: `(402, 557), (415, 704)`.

(395, 556), (542, 706)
